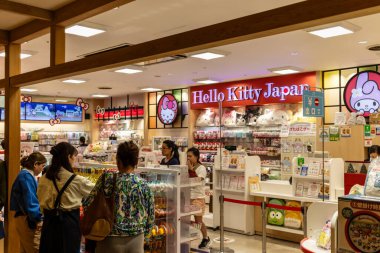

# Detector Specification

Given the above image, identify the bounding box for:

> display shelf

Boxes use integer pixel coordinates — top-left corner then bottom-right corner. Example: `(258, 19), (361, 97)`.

(251, 191), (337, 204)
(215, 187), (245, 193)
(179, 182), (203, 188)
(180, 210), (202, 217)
(199, 150), (217, 153)
(180, 235), (200, 244)
(266, 225), (304, 235)
(292, 175), (330, 181)
(214, 168), (245, 173)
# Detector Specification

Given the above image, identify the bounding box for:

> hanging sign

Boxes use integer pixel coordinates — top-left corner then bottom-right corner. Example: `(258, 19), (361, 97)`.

(364, 125), (371, 139)
(190, 72), (316, 109)
(340, 126), (352, 137)
(329, 126), (340, 141)
(289, 123), (313, 136)
(343, 71), (380, 117)
(302, 90), (324, 117)
(157, 94), (178, 124)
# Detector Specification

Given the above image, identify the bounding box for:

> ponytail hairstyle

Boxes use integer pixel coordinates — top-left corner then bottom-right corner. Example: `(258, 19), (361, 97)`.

(187, 147), (201, 164)
(46, 142), (78, 181)
(163, 140), (179, 161)
(20, 152), (47, 170)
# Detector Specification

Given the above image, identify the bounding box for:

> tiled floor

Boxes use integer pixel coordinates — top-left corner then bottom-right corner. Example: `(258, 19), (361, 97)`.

(192, 229), (301, 253)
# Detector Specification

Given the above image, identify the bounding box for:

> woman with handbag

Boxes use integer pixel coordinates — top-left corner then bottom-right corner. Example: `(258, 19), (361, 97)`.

(83, 141), (155, 253)
(37, 142), (95, 253)
(10, 152), (47, 253)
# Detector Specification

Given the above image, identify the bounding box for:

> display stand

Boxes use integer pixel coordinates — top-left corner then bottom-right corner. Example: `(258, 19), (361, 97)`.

(212, 154), (259, 234)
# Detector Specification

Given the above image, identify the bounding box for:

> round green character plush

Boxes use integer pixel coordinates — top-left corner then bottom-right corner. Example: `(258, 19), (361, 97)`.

(267, 199), (285, 226)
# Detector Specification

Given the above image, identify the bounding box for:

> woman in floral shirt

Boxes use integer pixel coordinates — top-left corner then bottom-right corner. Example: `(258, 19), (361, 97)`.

(83, 141), (154, 253)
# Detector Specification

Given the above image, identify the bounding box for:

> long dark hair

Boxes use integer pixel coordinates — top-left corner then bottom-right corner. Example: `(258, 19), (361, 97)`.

(117, 141), (139, 169)
(163, 140), (179, 161)
(187, 147), (201, 164)
(46, 142), (78, 181)
(20, 152), (47, 170)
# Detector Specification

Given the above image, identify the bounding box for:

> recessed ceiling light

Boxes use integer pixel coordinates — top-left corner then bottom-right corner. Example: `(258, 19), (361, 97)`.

(91, 94), (109, 98)
(268, 66), (302, 75)
(0, 52), (32, 59)
(20, 88), (38, 92)
(190, 51), (226, 60)
(65, 25), (105, 37)
(141, 88), (162, 91)
(193, 78), (220, 84)
(115, 68), (143, 74)
(62, 79), (86, 84)
(358, 41), (368, 44)
(306, 22), (360, 38)
(55, 99), (68, 102)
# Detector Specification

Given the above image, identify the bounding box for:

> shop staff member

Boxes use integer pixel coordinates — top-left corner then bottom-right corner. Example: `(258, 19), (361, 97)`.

(187, 147), (210, 249)
(160, 140), (180, 166)
(369, 145), (380, 161)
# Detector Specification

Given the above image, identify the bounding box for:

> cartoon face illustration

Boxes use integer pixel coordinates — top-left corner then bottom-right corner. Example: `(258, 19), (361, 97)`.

(267, 209), (284, 226)
(158, 94), (178, 125)
(349, 72), (380, 116)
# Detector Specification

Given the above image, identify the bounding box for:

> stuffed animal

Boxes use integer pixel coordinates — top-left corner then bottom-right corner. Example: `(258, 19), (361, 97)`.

(356, 114), (366, 125)
(267, 110), (292, 125)
(236, 112), (246, 126)
(284, 201), (302, 229)
(196, 109), (215, 126)
(257, 109), (273, 126)
(347, 112), (358, 125)
(267, 199), (285, 226)
(334, 112), (346, 126)
(222, 109), (237, 126)
(246, 107), (262, 126)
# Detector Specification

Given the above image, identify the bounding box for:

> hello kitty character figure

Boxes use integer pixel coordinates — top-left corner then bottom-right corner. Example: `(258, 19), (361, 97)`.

(158, 94), (178, 124)
(347, 71), (380, 117)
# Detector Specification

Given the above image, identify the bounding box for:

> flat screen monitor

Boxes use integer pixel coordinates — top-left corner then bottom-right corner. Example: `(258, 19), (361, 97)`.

(25, 102), (55, 121)
(55, 104), (83, 122)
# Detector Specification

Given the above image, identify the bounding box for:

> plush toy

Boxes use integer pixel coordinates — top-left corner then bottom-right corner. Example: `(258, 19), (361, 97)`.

(257, 109), (273, 126)
(267, 110), (292, 125)
(246, 107), (262, 126)
(236, 112), (246, 126)
(356, 114), (366, 125)
(284, 201), (302, 229)
(334, 112), (346, 126)
(196, 109), (215, 126)
(222, 109), (237, 126)
(267, 199), (285, 226)
(347, 112), (358, 125)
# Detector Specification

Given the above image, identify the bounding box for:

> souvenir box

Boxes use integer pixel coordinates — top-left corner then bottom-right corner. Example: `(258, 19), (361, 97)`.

(338, 195), (380, 253)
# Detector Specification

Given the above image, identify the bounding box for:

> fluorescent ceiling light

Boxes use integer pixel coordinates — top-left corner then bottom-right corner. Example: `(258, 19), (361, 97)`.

(20, 88), (38, 92)
(268, 66), (302, 75)
(141, 88), (162, 91)
(115, 68), (143, 74)
(0, 52), (32, 59)
(55, 99), (68, 102)
(65, 25), (105, 37)
(306, 22), (360, 38)
(92, 94), (109, 98)
(194, 78), (219, 84)
(62, 79), (86, 84)
(191, 52), (225, 60)
(358, 41), (368, 44)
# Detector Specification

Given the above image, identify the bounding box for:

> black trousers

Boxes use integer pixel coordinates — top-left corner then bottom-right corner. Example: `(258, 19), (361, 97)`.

(39, 209), (81, 253)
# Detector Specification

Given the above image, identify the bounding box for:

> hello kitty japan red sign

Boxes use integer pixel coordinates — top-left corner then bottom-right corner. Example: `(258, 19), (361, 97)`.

(158, 94), (178, 124)
(344, 71), (380, 117)
(190, 72), (316, 109)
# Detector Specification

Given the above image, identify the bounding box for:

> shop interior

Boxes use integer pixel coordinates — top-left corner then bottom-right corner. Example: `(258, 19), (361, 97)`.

(1, 1), (380, 253)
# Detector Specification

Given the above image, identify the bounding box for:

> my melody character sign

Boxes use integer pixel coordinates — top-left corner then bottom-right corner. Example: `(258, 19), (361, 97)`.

(157, 94), (178, 124)
(344, 71), (380, 117)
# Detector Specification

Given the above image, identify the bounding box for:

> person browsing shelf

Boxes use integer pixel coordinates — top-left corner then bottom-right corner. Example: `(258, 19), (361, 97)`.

(187, 147), (210, 249)
(83, 141), (154, 253)
(10, 152), (47, 253)
(160, 140), (180, 166)
(37, 142), (95, 253)
(369, 145), (380, 162)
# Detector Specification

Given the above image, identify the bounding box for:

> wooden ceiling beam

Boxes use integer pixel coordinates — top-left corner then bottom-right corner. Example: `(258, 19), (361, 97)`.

(9, 0), (135, 44)
(0, 1), (52, 20)
(0, 29), (9, 45)
(5, 0), (380, 87)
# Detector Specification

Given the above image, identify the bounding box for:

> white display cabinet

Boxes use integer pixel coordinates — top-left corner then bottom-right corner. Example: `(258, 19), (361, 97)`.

(212, 152), (260, 234)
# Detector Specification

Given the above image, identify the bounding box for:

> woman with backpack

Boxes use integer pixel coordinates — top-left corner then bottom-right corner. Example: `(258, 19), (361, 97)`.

(37, 142), (95, 253)
(83, 141), (154, 253)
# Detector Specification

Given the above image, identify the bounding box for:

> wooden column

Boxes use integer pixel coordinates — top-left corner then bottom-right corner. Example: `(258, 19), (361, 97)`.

(50, 24), (65, 66)
(4, 43), (21, 253)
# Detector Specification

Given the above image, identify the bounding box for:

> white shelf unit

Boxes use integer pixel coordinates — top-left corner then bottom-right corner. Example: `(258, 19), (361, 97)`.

(212, 155), (260, 234)
(137, 166), (203, 253)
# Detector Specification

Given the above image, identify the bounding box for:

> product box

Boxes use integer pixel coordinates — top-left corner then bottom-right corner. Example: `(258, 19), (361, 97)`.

(338, 195), (380, 253)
